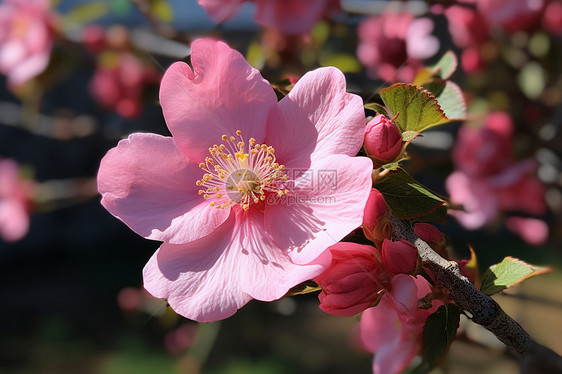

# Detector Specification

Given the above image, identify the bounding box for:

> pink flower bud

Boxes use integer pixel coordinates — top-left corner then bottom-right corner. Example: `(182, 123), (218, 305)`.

(382, 239), (418, 274)
(413, 222), (442, 244)
(362, 188), (392, 244)
(314, 243), (385, 317)
(364, 115), (402, 167)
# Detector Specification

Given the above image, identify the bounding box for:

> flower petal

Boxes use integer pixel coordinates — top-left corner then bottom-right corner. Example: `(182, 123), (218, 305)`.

(266, 67), (365, 168)
(143, 215), (251, 322)
(265, 154), (373, 265)
(197, 0), (244, 23)
(159, 39), (277, 162)
(97, 133), (229, 244)
(237, 210), (332, 300)
(143, 210), (331, 322)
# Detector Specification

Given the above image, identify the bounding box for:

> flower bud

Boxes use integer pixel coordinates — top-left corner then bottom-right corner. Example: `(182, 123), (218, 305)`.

(314, 243), (385, 317)
(382, 239), (418, 274)
(362, 188), (393, 244)
(413, 222), (447, 256)
(364, 114), (403, 167)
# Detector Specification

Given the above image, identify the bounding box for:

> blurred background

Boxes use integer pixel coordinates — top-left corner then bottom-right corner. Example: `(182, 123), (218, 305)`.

(0, 0), (561, 373)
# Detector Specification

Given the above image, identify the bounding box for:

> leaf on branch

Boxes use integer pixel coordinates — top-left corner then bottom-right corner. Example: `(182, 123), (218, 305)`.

(434, 81), (467, 121)
(286, 280), (321, 296)
(379, 84), (448, 133)
(364, 103), (389, 117)
(375, 168), (447, 222)
(414, 50), (458, 85)
(421, 303), (461, 371)
(480, 256), (552, 296)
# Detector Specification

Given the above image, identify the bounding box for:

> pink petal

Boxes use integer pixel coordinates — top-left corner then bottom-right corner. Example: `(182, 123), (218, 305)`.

(266, 67), (366, 168)
(143, 215), (251, 322)
(360, 301), (401, 353)
(505, 216), (549, 246)
(446, 171), (498, 229)
(372, 331), (419, 374)
(143, 210), (331, 322)
(159, 39), (277, 162)
(237, 210), (332, 301)
(7, 50), (49, 86)
(264, 154), (373, 265)
(197, 0), (244, 23)
(387, 274), (418, 316)
(97, 133), (229, 244)
(254, 0), (327, 35)
(0, 199), (28, 242)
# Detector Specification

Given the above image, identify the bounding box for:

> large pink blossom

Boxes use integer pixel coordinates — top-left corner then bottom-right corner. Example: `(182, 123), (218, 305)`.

(0, 159), (34, 242)
(198, 0), (340, 35)
(357, 12), (439, 82)
(476, 0), (545, 34)
(0, 0), (53, 86)
(360, 274), (442, 374)
(98, 39), (373, 322)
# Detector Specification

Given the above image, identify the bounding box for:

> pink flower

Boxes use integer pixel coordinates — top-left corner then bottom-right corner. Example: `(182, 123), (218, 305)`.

(357, 12), (438, 82)
(362, 188), (393, 244)
(97, 39), (373, 322)
(505, 217), (548, 246)
(198, 0), (340, 35)
(314, 242), (385, 317)
(0, 159), (34, 242)
(413, 222), (442, 246)
(360, 274), (442, 374)
(446, 112), (548, 244)
(364, 114), (402, 167)
(0, 0), (54, 87)
(89, 52), (160, 118)
(543, 1), (562, 36)
(381, 239), (418, 275)
(452, 112), (513, 178)
(476, 0), (545, 34)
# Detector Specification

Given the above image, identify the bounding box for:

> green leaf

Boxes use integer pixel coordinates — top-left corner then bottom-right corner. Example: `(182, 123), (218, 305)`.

(414, 51), (458, 85)
(422, 304), (461, 370)
(109, 0), (132, 15)
(286, 281), (321, 296)
(375, 168), (447, 222)
(65, 1), (110, 25)
(402, 131), (421, 142)
(480, 257), (551, 296)
(150, 0), (174, 23)
(429, 50), (458, 80)
(320, 53), (362, 73)
(381, 162), (400, 171)
(364, 103), (388, 117)
(434, 81), (467, 121)
(379, 84), (448, 133)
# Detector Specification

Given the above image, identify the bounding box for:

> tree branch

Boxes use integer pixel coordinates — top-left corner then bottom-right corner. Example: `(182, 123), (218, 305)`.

(390, 216), (562, 372)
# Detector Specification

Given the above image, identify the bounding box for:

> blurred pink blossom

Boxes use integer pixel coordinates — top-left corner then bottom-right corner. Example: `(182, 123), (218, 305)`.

(0, 159), (34, 242)
(542, 0), (562, 36)
(360, 274), (443, 374)
(476, 0), (545, 33)
(98, 38), (372, 322)
(89, 52), (160, 119)
(0, 0), (54, 86)
(198, 0), (340, 35)
(357, 12), (439, 82)
(446, 112), (548, 244)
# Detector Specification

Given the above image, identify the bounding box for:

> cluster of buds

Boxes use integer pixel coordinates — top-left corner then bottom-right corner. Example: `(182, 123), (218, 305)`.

(314, 188), (421, 316)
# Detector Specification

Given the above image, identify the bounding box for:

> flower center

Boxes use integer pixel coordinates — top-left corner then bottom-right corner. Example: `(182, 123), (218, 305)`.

(196, 130), (289, 211)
